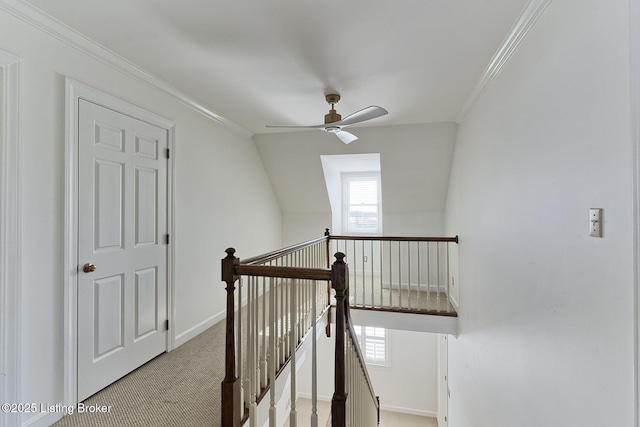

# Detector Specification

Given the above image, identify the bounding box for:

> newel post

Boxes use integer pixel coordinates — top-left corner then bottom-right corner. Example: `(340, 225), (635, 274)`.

(221, 248), (241, 427)
(331, 252), (348, 427)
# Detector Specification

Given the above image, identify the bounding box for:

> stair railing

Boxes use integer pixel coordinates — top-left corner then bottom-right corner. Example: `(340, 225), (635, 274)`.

(222, 235), (332, 427)
(222, 230), (458, 426)
(331, 252), (380, 427)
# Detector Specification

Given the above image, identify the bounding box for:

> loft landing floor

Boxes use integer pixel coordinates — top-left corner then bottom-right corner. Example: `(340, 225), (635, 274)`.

(348, 272), (457, 316)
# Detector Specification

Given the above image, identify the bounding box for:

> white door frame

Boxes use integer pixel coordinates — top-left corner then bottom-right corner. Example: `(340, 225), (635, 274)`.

(64, 78), (175, 406)
(0, 49), (21, 427)
(437, 334), (448, 427)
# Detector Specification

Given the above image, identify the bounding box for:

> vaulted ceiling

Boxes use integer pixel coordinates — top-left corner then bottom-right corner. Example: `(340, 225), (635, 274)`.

(23, 0), (530, 135)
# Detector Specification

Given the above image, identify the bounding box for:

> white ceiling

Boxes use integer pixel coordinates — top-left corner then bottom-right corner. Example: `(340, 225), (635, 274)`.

(23, 0), (530, 135)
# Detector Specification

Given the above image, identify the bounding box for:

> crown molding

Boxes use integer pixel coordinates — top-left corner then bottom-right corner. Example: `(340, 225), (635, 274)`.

(0, 0), (253, 138)
(455, 0), (553, 124)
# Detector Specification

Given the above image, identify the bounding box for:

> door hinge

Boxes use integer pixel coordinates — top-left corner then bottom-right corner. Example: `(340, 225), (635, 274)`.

(165, 234), (170, 244)
(165, 319), (169, 331)
(445, 416), (447, 422)
(165, 148), (170, 159)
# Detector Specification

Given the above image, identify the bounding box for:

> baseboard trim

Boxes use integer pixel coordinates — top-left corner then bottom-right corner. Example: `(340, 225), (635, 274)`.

(21, 409), (63, 427)
(450, 293), (460, 311)
(379, 404), (437, 418)
(174, 311), (225, 348)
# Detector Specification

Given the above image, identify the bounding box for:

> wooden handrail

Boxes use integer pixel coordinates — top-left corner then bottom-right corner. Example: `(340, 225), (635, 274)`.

(239, 232), (458, 266)
(330, 235), (458, 243)
(235, 265), (331, 281)
(240, 235), (329, 265)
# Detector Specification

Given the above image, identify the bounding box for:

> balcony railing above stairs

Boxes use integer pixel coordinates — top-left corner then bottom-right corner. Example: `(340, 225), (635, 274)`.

(329, 234), (459, 315)
(221, 230), (458, 427)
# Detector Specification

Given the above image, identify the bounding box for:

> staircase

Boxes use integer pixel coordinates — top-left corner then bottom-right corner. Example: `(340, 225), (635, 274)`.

(221, 230), (458, 426)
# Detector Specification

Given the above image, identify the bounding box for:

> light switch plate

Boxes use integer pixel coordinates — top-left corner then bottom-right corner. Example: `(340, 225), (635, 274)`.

(590, 208), (602, 237)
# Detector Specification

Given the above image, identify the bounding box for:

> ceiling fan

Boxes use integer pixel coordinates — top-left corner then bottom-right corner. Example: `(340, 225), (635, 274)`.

(266, 94), (388, 144)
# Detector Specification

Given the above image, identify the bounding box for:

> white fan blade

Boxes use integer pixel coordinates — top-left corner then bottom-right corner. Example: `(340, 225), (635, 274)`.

(336, 130), (358, 144)
(336, 106), (388, 126)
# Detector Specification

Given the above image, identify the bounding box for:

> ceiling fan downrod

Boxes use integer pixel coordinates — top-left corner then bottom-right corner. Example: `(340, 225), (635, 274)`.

(324, 94), (342, 124)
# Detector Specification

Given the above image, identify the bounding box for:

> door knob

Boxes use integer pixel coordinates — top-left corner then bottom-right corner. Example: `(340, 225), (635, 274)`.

(82, 263), (96, 273)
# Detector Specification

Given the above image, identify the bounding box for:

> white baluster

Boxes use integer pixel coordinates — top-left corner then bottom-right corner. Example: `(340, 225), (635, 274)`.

(254, 277), (258, 393)
(427, 242), (432, 308)
(407, 241), (411, 310)
(437, 242), (441, 311)
(285, 280), (290, 357)
(249, 277), (257, 427)
(446, 242), (451, 313)
(398, 241), (402, 309)
(238, 277), (245, 416)
(278, 277), (282, 365)
(261, 277), (268, 388)
(310, 279), (318, 427)
(289, 279), (297, 427)
(370, 241), (374, 308)
(361, 240), (365, 306)
(417, 242), (422, 308)
(269, 278), (277, 427)
(379, 240), (384, 308)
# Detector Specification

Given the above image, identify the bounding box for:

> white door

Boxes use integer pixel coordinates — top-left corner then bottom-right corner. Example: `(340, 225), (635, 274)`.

(77, 99), (168, 401)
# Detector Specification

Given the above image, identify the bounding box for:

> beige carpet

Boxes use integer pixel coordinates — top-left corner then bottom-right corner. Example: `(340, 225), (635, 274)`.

(52, 320), (225, 427)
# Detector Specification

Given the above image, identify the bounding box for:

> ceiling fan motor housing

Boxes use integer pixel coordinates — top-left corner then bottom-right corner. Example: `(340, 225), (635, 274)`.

(325, 94), (342, 124)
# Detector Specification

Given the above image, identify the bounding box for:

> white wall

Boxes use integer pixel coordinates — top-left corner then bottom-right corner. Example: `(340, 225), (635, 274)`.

(0, 4), (281, 426)
(253, 122), (457, 244)
(444, 1), (634, 426)
(297, 326), (439, 417)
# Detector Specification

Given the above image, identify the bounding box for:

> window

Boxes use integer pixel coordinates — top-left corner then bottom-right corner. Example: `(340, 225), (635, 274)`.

(342, 173), (382, 234)
(353, 325), (389, 366)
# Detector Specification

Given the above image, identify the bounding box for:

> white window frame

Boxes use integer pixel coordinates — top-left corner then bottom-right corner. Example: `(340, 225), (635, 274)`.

(353, 325), (390, 367)
(342, 172), (382, 235)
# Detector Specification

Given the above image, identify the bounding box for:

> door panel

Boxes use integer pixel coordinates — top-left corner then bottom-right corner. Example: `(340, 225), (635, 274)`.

(94, 159), (124, 251)
(94, 274), (124, 359)
(77, 99), (168, 401)
(135, 166), (158, 245)
(134, 267), (158, 339)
